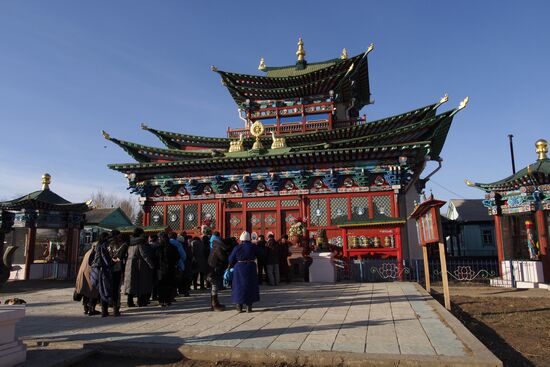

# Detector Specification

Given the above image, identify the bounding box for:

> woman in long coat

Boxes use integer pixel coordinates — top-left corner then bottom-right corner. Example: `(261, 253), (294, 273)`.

(91, 232), (113, 317)
(75, 244), (99, 315)
(124, 227), (156, 307)
(228, 231), (260, 313)
(191, 236), (209, 290)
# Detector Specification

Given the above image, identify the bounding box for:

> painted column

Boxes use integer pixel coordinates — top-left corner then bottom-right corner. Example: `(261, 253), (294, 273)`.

(535, 209), (549, 282)
(494, 214), (504, 264)
(24, 226), (36, 280)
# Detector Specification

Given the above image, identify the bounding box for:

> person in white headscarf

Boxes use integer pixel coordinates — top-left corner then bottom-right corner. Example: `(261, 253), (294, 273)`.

(227, 231), (260, 312)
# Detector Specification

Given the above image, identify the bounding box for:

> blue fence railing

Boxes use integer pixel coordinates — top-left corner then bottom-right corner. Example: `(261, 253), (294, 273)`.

(334, 257), (499, 283)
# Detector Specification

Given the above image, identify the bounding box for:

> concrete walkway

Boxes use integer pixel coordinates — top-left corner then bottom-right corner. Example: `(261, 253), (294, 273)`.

(9, 282), (501, 366)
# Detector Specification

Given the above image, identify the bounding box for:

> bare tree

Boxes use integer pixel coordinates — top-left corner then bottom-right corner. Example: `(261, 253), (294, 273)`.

(90, 190), (139, 221)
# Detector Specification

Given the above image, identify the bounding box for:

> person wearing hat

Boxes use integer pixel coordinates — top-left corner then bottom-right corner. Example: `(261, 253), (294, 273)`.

(228, 231), (260, 312)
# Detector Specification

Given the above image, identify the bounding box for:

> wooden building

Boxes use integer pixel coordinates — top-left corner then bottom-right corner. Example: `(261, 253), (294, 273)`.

(105, 40), (467, 263)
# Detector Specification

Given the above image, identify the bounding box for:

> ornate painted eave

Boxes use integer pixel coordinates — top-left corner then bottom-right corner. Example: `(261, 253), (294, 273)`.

(214, 49), (371, 107)
(137, 99), (445, 151)
(102, 131), (215, 163)
(107, 140), (431, 175)
(466, 158), (550, 192)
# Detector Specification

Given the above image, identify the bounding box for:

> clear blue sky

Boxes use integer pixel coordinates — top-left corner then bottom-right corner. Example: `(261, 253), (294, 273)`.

(0, 1), (548, 202)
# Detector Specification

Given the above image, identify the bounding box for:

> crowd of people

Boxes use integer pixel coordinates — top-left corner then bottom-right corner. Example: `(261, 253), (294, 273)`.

(74, 228), (315, 317)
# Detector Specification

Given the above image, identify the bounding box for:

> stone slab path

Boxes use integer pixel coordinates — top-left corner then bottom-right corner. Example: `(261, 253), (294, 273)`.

(7, 282), (501, 366)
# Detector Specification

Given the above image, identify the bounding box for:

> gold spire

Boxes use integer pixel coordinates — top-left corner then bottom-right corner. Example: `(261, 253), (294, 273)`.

(536, 139), (548, 160)
(258, 57), (266, 71)
(101, 130), (110, 139)
(42, 173), (51, 190)
(340, 48), (348, 60)
(296, 38), (306, 62)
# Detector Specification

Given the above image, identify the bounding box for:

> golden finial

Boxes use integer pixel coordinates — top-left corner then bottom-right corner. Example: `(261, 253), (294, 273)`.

(340, 48), (348, 60)
(528, 164), (532, 175)
(535, 139), (548, 160)
(439, 93), (449, 104)
(270, 131), (287, 149)
(140, 122), (148, 130)
(101, 130), (110, 139)
(464, 179), (475, 187)
(258, 57), (266, 71)
(250, 121), (265, 150)
(296, 38), (306, 62)
(210, 65), (218, 72)
(458, 96), (470, 110)
(42, 173), (51, 190)
(367, 43), (375, 54)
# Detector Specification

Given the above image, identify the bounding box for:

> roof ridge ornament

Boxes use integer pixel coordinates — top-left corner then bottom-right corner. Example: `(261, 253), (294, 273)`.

(366, 43), (375, 54)
(228, 133), (245, 153)
(271, 131), (287, 149)
(42, 173), (51, 191)
(140, 123), (148, 130)
(101, 130), (111, 139)
(250, 121), (265, 150)
(464, 179), (475, 187)
(340, 48), (348, 60)
(457, 96), (469, 110)
(296, 37), (306, 62)
(535, 139), (548, 160)
(211, 65), (218, 72)
(439, 93), (449, 105)
(258, 57), (266, 71)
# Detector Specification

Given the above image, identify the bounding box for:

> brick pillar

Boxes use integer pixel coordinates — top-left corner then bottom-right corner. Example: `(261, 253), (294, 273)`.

(535, 210), (549, 282)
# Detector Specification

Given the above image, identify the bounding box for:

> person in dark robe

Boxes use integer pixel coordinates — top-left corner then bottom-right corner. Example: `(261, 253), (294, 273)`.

(108, 230), (128, 316)
(228, 231), (260, 313)
(191, 236), (209, 290)
(157, 232), (180, 307)
(301, 238), (314, 282)
(149, 234), (161, 301)
(255, 235), (267, 284)
(124, 227), (156, 307)
(168, 232), (186, 299)
(278, 235), (291, 283)
(207, 231), (229, 311)
(265, 234), (280, 286)
(91, 232), (113, 317)
(178, 233), (193, 296)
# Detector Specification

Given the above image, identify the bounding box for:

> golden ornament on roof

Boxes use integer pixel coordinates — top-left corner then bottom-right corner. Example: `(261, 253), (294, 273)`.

(296, 38), (306, 62)
(101, 130), (110, 139)
(458, 96), (470, 110)
(228, 134), (244, 153)
(535, 139), (548, 160)
(464, 179), (475, 187)
(340, 48), (348, 60)
(42, 173), (51, 190)
(258, 57), (266, 71)
(250, 121), (265, 150)
(439, 93), (449, 104)
(271, 131), (287, 149)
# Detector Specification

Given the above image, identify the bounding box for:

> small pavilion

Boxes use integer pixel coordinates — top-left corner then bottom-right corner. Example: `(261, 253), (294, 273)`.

(0, 174), (90, 280)
(467, 139), (549, 286)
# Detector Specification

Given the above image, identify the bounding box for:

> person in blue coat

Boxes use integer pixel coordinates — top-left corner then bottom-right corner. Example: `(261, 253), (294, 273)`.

(228, 231), (260, 313)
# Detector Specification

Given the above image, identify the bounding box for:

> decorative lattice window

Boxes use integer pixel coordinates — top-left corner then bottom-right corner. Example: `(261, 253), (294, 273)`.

(373, 195), (392, 218)
(226, 201), (242, 209)
(167, 205), (181, 230)
(150, 206), (164, 226)
(246, 200), (276, 209)
(184, 203), (198, 230)
(351, 196), (369, 221)
(330, 198), (348, 225)
(281, 199), (299, 207)
(309, 198), (327, 227)
(328, 236), (343, 247)
(201, 203), (216, 228)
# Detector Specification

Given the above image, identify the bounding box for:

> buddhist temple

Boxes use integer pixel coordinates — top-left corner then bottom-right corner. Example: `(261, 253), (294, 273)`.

(105, 39), (468, 263)
(467, 139), (550, 286)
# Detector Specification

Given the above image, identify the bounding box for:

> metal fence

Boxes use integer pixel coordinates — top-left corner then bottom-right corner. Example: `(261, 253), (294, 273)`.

(334, 257), (499, 283)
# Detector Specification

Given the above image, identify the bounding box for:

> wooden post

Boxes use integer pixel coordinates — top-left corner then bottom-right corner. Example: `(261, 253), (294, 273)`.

(24, 226), (36, 280)
(535, 209), (550, 282)
(422, 245), (430, 293)
(438, 242), (451, 310)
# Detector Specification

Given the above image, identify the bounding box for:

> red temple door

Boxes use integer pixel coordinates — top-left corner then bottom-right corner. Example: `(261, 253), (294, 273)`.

(226, 212), (244, 239)
(282, 210), (300, 238)
(247, 211), (278, 241)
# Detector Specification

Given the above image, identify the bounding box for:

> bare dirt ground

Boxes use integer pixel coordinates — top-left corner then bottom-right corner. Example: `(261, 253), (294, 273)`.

(433, 285), (550, 367)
